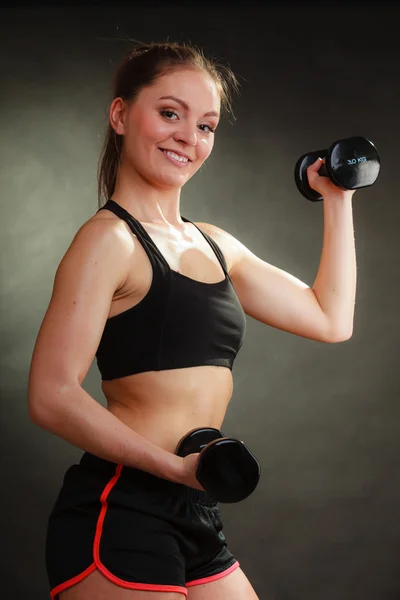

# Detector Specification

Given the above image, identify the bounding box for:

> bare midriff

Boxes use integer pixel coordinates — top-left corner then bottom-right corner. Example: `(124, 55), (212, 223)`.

(93, 208), (236, 457)
(103, 366), (233, 454)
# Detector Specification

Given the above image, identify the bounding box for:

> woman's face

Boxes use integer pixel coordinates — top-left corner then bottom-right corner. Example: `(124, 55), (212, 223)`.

(111, 68), (221, 190)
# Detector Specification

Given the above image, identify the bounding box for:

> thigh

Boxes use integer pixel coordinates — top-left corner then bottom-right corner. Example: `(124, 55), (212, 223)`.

(187, 567), (259, 600)
(48, 456), (187, 597)
(59, 568), (185, 600)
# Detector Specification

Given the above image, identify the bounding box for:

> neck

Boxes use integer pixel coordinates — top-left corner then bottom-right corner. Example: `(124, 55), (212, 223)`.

(111, 164), (183, 226)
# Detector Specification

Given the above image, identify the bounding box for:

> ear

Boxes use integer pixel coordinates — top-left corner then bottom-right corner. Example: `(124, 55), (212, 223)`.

(109, 97), (127, 136)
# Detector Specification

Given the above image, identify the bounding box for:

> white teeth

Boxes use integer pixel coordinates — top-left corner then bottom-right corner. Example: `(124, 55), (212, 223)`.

(163, 150), (188, 163)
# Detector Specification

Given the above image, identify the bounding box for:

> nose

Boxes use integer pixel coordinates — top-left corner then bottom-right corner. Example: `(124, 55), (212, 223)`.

(173, 122), (197, 147)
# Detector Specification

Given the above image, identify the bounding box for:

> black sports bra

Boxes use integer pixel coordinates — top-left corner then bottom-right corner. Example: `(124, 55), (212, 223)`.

(95, 200), (246, 380)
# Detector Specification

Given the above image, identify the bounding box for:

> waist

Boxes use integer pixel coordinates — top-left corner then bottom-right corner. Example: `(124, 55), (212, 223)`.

(102, 366), (233, 453)
(77, 451), (217, 507)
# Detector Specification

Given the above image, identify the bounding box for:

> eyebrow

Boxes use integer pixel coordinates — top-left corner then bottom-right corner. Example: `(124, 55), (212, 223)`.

(158, 95), (220, 118)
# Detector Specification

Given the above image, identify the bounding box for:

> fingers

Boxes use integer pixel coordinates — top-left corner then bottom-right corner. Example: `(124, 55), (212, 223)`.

(306, 157), (325, 190)
(307, 157), (325, 173)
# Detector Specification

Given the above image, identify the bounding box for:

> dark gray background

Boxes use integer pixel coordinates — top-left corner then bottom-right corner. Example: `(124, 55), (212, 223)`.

(1, 3), (399, 599)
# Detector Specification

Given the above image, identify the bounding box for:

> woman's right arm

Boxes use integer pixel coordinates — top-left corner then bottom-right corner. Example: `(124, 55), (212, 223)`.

(28, 217), (185, 484)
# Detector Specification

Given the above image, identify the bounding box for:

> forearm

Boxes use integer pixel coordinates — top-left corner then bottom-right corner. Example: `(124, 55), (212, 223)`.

(29, 383), (183, 483)
(312, 193), (356, 340)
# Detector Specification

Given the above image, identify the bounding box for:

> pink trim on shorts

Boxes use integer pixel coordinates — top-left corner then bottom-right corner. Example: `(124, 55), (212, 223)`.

(49, 463), (187, 598)
(186, 560), (241, 587)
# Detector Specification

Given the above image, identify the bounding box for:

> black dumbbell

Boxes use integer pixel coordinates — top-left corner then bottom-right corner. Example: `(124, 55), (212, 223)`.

(294, 136), (381, 201)
(175, 427), (261, 503)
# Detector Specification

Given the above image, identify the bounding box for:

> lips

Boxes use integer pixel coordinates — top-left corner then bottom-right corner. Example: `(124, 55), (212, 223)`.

(160, 148), (192, 161)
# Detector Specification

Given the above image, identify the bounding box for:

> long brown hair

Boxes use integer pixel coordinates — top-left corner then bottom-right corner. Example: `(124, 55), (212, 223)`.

(97, 41), (240, 207)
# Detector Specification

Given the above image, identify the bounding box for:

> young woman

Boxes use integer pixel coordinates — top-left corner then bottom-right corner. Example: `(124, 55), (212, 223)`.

(28, 42), (356, 600)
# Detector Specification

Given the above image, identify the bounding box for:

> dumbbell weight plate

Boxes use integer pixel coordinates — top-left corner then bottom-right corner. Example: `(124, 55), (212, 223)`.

(294, 149), (328, 202)
(175, 427), (223, 458)
(326, 136), (381, 191)
(197, 437), (261, 503)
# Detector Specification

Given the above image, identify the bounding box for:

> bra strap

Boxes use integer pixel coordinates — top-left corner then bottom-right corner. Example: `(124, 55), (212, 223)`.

(185, 218), (229, 276)
(98, 199), (170, 269)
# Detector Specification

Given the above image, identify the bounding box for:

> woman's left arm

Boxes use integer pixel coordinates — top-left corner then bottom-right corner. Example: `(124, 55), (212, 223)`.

(197, 159), (357, 344)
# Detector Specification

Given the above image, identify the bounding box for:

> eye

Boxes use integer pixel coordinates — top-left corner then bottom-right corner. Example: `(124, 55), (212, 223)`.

(160, 109), (216, 134)
(199, 124), (215, 134)
(160, 109), (179, 120)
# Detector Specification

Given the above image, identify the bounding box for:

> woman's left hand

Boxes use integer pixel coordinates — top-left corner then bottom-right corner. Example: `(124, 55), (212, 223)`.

(307, 157), (356, 200)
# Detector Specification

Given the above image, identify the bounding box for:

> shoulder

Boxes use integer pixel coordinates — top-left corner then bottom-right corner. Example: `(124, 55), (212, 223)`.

(58, 209), (136, 282)
(194, 221), (248, 273)
(71, 209), (136, 257)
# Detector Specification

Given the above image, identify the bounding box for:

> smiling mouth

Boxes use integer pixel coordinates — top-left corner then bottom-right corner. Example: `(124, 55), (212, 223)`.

(160, 149), (191, 163)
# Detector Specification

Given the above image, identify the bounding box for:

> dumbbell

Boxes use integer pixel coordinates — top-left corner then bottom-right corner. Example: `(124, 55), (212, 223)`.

(294, 136), (381, 201)
(175, 427), (261, 503)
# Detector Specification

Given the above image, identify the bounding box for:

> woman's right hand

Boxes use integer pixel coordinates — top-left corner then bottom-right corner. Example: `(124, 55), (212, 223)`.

(179, 453), (205, 491)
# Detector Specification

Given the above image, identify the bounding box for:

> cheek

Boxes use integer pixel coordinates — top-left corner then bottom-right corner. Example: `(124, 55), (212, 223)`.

(199, 137), (214, 161)
(128, 112), (166, 146)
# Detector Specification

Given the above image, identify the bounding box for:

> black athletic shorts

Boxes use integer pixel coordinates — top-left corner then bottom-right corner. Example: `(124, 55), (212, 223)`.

(46, 452), (239, 598)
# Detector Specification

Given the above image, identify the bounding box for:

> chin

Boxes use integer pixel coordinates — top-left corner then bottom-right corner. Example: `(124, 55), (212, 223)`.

(151, 171), (192, 190)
